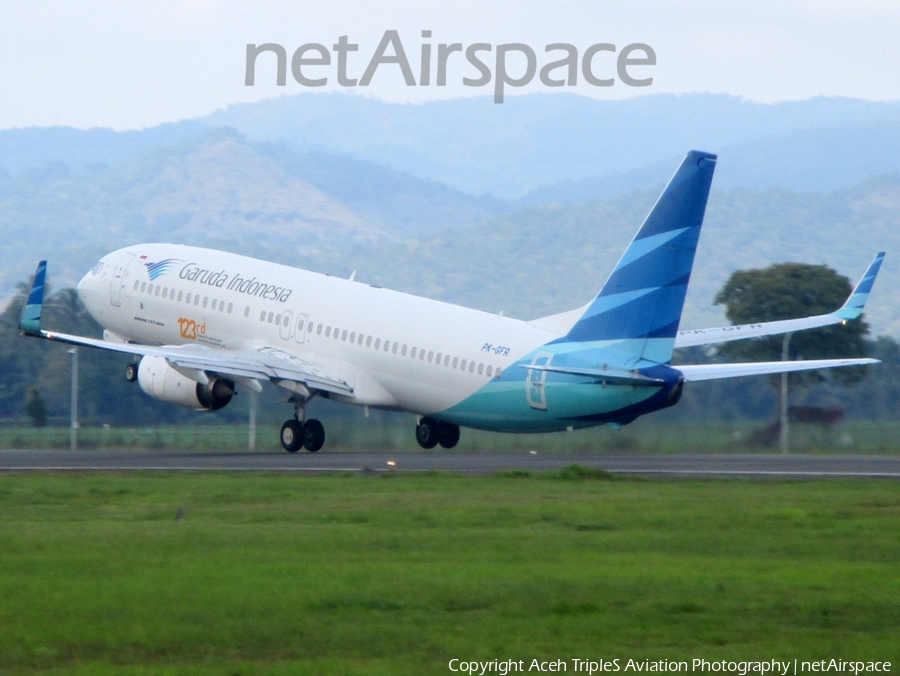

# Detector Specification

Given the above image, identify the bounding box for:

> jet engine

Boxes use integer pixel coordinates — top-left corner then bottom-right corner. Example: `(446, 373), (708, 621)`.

(137, 355), (235, 411)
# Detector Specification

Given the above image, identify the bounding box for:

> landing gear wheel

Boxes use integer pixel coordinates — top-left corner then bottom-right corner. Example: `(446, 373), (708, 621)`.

(303, 419), (325, 452)
(437, 422), (460, 449)
(415, 418), (440, 449)
(124, 363), (138, 382)
(280, 419), (304, 453)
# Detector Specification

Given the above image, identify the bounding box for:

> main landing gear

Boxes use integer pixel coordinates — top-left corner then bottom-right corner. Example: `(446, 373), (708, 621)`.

(280, 418), (325, 453)
(415, 417), (460, 449)
(281, 395), (325, 453)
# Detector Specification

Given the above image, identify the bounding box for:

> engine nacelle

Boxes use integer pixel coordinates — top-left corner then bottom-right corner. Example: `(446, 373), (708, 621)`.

(137, 355), (235, 411)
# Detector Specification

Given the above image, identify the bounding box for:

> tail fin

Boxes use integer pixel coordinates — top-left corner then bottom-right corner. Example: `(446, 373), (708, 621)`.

(20, 260), (47, 335)
(565, 150), (717, 363)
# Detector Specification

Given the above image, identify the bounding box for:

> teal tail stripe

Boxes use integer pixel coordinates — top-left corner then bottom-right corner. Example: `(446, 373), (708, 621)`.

(19, 260), (47, 335)
(565, 150), (716, 344)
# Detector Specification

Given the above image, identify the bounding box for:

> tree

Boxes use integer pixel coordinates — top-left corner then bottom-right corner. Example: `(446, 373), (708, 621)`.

(714, 262), (870, 386)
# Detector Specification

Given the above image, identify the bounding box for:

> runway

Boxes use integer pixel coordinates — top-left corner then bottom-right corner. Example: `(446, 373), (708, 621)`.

(1, 449), (899, 477)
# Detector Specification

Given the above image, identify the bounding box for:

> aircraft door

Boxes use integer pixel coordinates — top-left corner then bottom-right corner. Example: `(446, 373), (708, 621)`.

(294, 313), (308, 344)
(526, 352), (553, 410)
(109, 253), (136, 307)
(279, 310), (293, 340)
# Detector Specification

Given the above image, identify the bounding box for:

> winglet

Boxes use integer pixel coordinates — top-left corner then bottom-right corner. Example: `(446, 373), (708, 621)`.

(19, 261), (47, 335)
(835, 252), (885, 321)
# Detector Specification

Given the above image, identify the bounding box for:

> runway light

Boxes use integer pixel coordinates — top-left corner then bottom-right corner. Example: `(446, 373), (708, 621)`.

(386, 460), (396, 467)
(529, 450), (537, 455)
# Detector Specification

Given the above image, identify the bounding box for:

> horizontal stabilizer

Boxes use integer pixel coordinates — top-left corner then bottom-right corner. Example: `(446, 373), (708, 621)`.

(519, 363), (666, 387)
(675, 252), (884, 348)
(678, 358), (878, 382)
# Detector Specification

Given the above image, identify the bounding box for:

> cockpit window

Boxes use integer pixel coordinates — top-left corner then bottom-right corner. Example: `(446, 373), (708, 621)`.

(92, 261), (105, 275)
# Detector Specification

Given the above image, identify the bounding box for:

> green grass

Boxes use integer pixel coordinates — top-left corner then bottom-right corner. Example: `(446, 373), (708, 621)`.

(2, 418), (900, 453)
(0, 472), (898, 674)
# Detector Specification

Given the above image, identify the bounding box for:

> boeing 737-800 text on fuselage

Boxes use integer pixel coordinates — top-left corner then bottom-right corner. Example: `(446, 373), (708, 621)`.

(20, 151), (883, 452)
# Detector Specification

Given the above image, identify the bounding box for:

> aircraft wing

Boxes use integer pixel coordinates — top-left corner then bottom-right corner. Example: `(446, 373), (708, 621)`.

(677, 358), (878, 382)
(29, 328), (353, 397)
(19, 263), (351, 396)
(674, 252), (884, 348)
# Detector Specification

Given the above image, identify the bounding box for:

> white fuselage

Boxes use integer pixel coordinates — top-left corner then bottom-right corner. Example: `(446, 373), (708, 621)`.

(78, 244), (560, 416)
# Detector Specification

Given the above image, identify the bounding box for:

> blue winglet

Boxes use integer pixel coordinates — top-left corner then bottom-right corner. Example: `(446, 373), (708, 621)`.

(19, 260), (47, 335)
(835, 252), (884, 321)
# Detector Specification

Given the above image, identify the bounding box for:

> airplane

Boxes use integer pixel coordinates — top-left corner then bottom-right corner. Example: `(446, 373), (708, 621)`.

(19, 150), (883, 452)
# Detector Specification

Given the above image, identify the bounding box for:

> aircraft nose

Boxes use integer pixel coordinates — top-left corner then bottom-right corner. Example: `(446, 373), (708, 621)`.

(76, 270), (91, 301)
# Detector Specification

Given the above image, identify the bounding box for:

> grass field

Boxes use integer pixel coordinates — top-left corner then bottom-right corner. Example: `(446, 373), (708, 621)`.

(3, 418), (900, 453)
(0, 471), (898, 675)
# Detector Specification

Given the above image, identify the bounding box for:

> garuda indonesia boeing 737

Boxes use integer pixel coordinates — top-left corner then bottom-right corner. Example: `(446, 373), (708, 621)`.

(19, 151), (884, 452)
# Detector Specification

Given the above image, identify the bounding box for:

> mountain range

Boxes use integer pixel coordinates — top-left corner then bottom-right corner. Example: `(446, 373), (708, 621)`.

(0, 92), (897, 336)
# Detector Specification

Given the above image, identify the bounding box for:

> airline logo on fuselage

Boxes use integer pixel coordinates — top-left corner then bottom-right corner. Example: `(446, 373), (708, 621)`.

(141, 255), (294, 303)
(144, 258), (183, 281)
(180, 262), (294, 303)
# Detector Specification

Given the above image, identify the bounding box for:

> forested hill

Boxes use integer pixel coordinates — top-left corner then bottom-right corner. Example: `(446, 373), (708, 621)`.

(1, 92), (898, 336)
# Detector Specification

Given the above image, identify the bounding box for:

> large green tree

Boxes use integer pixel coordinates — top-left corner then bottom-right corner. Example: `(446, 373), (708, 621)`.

(713, 262), (870, 386)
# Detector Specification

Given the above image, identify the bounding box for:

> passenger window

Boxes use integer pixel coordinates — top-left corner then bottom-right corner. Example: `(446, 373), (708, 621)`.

(194, 295), (199, 306)
(495, 368), (502, 378)
(469, 362), (475, 373)
(186, 293), (191, 303)
(366, 336), (372, 347)
(341, 330), (348, 341)
(486, 365), (493, 377)
(317, 324), (323, 335)
(283, 316), (289, 327)
(259, 310), (266, 321)
(374, 338), (380, 349)
(227, 303), (233, 314)
(350, 332), (356, 343)
(325, 326), (331, 337)
(177, 290), (183, 301)
(267, 312), (274, 323)
(444, 355), (450, 366)
(163, 287), (169, 297)
(154, 286), (160, 297)
(401, 345), (407, 356)
(244, 306), (250, 318)
(358, 334), (364, 345)
(203, 297), (209, 308)
(420, 351), (425, 361)
(392, 343), (398, 354)
(133, 281), (139, 291)
(275, 314), (282, 325)
(298, 319), (305, 332)
(140, 282), (147, 293)
(452, 357), (459, 368)
(428, 351), (433, 362)
(410, 347), (417, 358)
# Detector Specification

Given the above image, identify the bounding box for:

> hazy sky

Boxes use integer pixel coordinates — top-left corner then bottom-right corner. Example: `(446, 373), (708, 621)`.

(1, 0), (898, 130)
